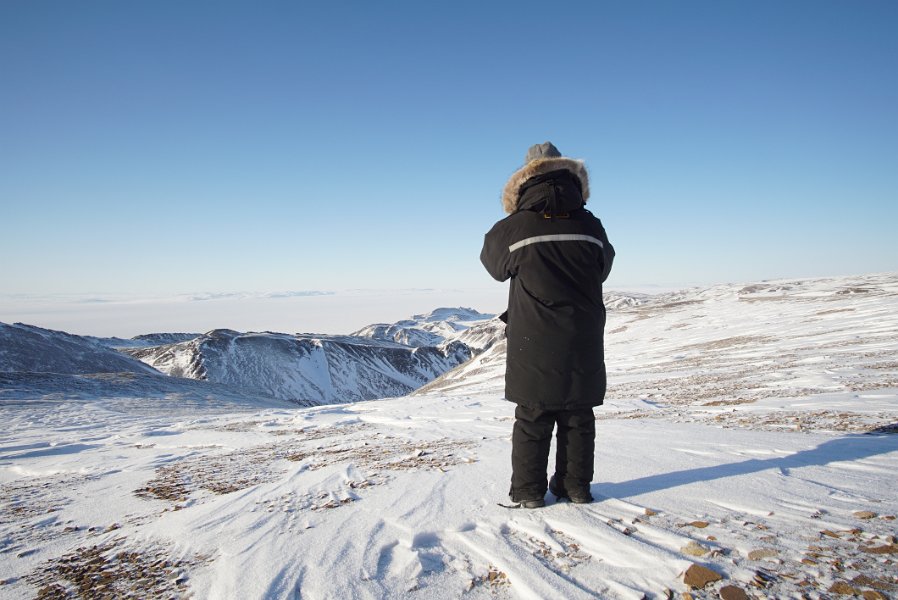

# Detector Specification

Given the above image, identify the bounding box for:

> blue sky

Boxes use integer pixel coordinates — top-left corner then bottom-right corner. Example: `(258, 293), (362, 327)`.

(2, 1), (897, 307)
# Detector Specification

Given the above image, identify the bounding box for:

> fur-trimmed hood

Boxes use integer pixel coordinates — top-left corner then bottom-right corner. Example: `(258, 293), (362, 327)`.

(501, 157), (590, 214)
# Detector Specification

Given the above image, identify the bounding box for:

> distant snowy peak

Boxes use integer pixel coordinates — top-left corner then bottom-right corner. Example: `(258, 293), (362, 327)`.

(0, 322), (158, 375)
(351, 307), (495, 347)
(92, 332), (201, 349)
(133, 332), (202, 346)
(350, 324), (444, 348)
(412, 307), (493, 323)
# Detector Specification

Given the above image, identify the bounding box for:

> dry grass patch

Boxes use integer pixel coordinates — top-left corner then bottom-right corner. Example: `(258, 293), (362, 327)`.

(27, 538), (208, 600)
(678, 335), (775, 352)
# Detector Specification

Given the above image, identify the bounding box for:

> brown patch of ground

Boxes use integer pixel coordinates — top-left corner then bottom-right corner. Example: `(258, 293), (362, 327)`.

(702, 399), (758, 407)
(678, 335), (775, 352)
(1, 474), (95, 525)
(284, 437), (476, 472)
(816, 308), (856, 315)
(711, 410), (897, 434)
(27, 538), (209, 599)
(738, 296), (793, 303)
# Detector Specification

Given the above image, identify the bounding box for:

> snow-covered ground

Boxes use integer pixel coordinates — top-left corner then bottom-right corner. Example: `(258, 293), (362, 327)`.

(1, 273), (897, 599)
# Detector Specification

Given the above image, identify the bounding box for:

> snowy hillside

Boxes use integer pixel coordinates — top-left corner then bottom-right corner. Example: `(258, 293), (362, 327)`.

(428, 272), (898, 434)
(0, 323), (296, 411)
(1, 273), (897, 599)
(450, 318), (506, 352)
(0, 371), (296, 413)
(125, 328), (477, 405)
(0, 322), (159, 375)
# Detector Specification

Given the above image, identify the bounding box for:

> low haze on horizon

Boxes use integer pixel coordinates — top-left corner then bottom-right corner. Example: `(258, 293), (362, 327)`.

(2, 1), (896, 334)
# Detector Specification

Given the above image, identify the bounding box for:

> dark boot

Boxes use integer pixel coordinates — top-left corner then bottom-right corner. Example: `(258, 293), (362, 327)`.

(549, 474), (593, 504)
(508, 488), (546, 509)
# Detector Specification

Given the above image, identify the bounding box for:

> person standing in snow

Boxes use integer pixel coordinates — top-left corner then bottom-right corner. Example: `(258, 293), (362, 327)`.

(481, 142), (615, 508)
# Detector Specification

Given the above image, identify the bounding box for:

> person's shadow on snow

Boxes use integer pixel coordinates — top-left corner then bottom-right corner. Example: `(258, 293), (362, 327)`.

(596, 429), (898, 499)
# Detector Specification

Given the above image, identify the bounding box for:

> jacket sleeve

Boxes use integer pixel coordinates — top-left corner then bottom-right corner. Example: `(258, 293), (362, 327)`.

(598, 222), (615, 283)
(480, 223), (514, 282)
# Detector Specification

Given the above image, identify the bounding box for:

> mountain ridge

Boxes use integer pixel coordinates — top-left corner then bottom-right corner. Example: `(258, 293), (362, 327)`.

(0, 308), (500, 407)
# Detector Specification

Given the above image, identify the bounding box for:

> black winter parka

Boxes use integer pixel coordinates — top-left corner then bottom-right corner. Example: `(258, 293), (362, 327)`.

(481, 161), (614, 410)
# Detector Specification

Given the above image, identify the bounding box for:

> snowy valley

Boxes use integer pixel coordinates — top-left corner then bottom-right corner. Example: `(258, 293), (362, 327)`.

(1, 274), (897, 599)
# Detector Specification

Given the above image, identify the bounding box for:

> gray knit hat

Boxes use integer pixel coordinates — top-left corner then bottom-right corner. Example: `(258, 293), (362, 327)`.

(524, 141), (562, 164)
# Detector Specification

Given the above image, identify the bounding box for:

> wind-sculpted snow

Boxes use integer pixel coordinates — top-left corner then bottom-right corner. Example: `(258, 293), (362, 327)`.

(0, 322), (159, 375)
(126, 328), (477, 405)
(2, 273), (897, 599)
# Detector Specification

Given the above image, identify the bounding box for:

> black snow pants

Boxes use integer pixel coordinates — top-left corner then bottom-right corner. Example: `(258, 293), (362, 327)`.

(510, 405), (596, 501)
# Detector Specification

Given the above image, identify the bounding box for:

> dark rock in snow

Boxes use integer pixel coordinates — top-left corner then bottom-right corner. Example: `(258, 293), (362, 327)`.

(718, 585), (749, 600)
(684, 563), (723, 589)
